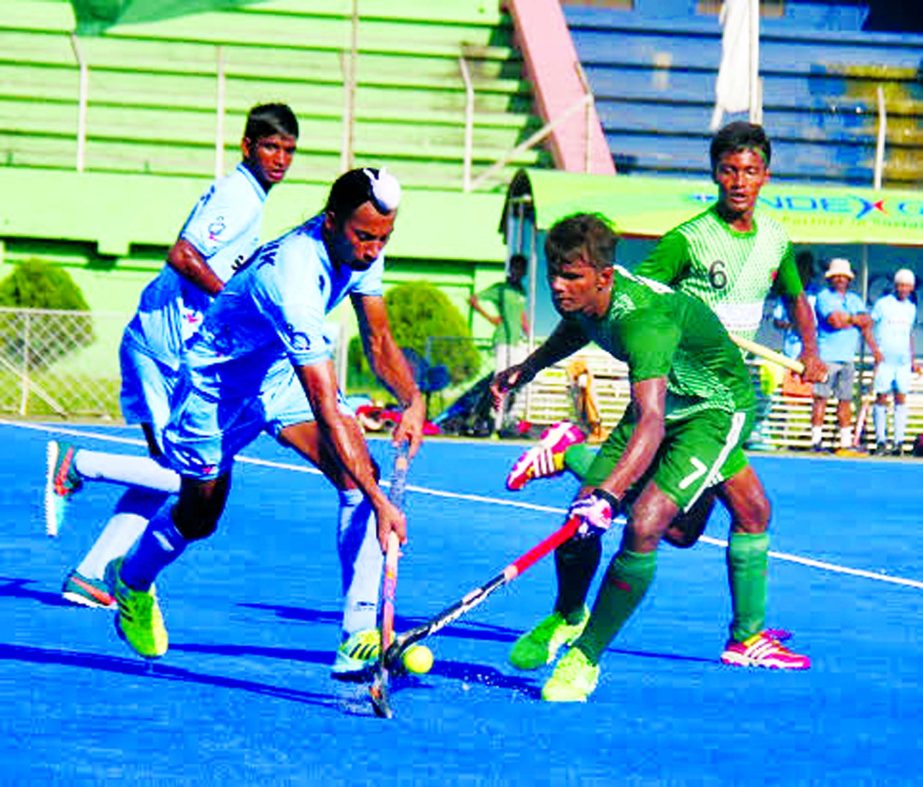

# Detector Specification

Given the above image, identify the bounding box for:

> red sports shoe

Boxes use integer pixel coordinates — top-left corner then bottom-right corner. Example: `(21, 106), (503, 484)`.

(506, 421), (586, 491)
(720, 630), (810, 670)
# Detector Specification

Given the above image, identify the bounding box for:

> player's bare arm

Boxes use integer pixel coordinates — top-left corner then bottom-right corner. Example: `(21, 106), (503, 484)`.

(167, 238), (225, 296)
(490, 319), (586, 407)
(858, 319), (883, 364)
(297, 358), (406, 548)
(353, 293), (425, 457)
(787, 292), (826, 382)
(468, 294), (502, 327)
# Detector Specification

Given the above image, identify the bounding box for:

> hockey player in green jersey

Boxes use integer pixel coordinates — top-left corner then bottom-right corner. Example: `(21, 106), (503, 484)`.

(492, 213), (810, 703)
(505, 122), (825, 519)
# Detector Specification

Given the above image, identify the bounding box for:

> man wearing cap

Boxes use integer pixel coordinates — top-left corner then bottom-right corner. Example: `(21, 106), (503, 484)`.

(871, 268), (920, 455)
(101, 167), (428, 676)
(811, 257), (880, 454)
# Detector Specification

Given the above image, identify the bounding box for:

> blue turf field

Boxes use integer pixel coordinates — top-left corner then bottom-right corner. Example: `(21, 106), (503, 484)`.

(3, 420), (922, 785)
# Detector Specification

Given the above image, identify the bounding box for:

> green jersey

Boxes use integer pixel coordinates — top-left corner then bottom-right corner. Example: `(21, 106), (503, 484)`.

(476, 281), (526, 346)
(572, 266), (754, 422)
(634, 205), (801, 341)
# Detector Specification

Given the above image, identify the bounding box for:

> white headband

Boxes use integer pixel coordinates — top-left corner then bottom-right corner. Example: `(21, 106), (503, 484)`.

(364, 167), (401, 212)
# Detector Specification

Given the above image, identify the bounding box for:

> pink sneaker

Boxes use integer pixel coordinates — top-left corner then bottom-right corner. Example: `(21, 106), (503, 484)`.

(720, 630), (810, 670)
(506, 421), (586, 491)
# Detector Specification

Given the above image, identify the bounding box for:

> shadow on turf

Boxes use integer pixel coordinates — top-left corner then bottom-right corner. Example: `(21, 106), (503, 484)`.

(238, 601), (521, 645)
(0, 577), (72, 608)
(0, 642), (343, 710)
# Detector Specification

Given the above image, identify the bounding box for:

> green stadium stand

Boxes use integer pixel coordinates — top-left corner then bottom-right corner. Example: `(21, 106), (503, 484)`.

(0, 0), (552, 190)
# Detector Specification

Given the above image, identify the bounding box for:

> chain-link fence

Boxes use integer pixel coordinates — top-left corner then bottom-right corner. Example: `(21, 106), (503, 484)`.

(0, 308), (129, 419)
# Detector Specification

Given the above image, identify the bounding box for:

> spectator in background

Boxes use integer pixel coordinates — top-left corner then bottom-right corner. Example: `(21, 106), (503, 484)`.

(871, 268), (920, 456)
(469, 252), (529, 427)
(773, 251), (818, 360)
(811, 258), (881, 454)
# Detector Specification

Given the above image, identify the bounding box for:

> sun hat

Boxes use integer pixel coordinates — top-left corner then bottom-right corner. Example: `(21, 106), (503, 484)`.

(825, 258), (854, 280)
(894, 268), (915, 287)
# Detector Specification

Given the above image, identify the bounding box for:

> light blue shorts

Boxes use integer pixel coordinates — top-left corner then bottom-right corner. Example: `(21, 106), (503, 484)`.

(118, 334), (179, 451)
(873, 360), (912, 396)
(163, 366), (353, 480)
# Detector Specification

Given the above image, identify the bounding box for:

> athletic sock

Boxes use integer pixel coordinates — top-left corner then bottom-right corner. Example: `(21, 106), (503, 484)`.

(337, 489), (382, 638)
(811, 425), (823, 446)
(873, 404), (887, 444)
(726, 531), (769, 642)
(73, 450), (181, 494)
(563, 443), (598, 480)
(119, 504), (188, 592)
(894, 403), (908, 445)
(553, 531), (602, 620)
(575, 549), (656, 664)
(839, 426), (852, 449)
(76, 488), (171, 580)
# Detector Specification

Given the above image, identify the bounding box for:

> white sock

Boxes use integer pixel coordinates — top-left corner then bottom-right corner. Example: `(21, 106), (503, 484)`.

(873, 404), (887, 443)
(811, 425), (823, 445)
(337, 489), (382, 639)
(895, 404), (908, 445)
(839, 426), (852, 449)
(74, 489), (171, 580)
(73, 450), (180, 494)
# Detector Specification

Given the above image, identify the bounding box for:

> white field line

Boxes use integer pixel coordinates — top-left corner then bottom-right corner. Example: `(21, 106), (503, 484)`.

(5, 419), (922, 591)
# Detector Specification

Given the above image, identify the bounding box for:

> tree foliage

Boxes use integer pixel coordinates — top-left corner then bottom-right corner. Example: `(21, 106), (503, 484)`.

(0, 259), (95, 370)
(348, 281), (480, 391)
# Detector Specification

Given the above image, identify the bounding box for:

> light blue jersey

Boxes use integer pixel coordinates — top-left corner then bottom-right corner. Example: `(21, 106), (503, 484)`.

(122, 163), (268, 367)
(815, 287), (868, 363)
(872, 293), (916, 363)
(165, 215), (384, 478)
(772, 289), (816, 360)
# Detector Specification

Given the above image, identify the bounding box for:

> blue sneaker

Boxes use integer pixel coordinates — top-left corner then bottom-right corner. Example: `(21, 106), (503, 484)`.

(44, 440), (82, 537)
(62, 570), (116, 609)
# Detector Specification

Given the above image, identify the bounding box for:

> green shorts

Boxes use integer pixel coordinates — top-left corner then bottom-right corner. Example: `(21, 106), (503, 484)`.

(583, 407), (754, 512)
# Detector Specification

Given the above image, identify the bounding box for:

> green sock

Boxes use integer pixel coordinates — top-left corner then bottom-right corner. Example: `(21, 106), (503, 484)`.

(726, 532), (769, 642)
(563, 443), (598, 480)
(574, 549), (656, 664)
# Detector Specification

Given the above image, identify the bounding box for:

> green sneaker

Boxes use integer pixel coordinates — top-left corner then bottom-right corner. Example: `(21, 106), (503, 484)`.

(541, 647), (600, 703)
(331, 628), (380, 680)
(508, 606), (589, 670)
(105, 558), (168, 659)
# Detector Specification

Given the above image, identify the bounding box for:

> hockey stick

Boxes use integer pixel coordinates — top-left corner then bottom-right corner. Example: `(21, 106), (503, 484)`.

(369, 442), (410, 719)
(381, 515), (583, 669)
(729, 333), (805, 375)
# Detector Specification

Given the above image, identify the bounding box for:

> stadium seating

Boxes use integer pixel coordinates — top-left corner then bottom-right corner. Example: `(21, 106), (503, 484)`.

(563, 4), (923, 187)
(0, 0), (551, 190)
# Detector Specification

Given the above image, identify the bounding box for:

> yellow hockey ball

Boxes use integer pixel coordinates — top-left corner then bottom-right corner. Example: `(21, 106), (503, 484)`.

(402, 644), (434, 674)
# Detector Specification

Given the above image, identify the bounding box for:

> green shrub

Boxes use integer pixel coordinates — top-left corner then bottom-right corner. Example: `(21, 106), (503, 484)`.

(0, 259), (95, 370)
(347, 281), (481, 391)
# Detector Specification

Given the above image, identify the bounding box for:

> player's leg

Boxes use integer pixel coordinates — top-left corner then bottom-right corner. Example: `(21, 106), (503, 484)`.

(45, 340), (182, 538)
(716, 466), (810, 670)
(834, 362), (856, 452)
(892, 362), (912, 455)
(810, 364), (839, 451)
(509, 422), (637, 671)
(63, 488), (170, 609)
(872, 361), (893, 452)
(60, 346), (182, 605)
(542, 409), (749, 701)
(269, 380), (385, 678)
(505, 421), (589, 490)
(107, 383), (255, 658)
